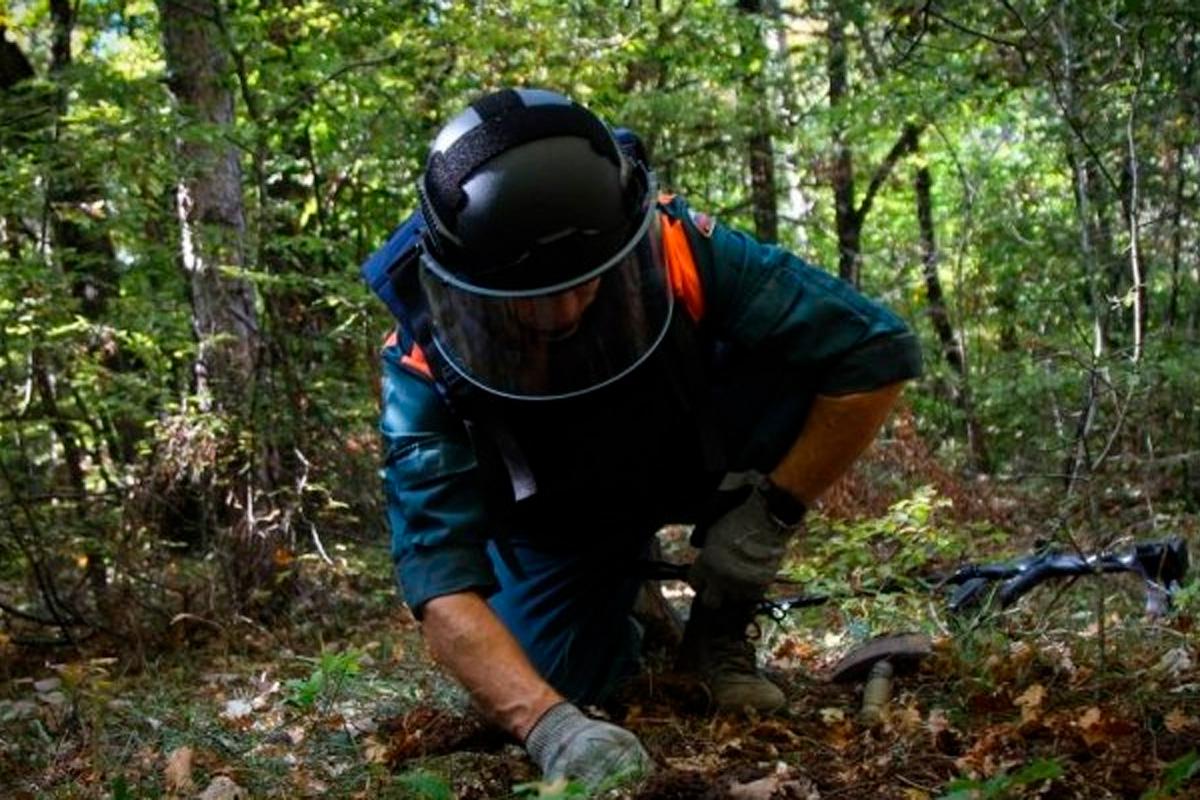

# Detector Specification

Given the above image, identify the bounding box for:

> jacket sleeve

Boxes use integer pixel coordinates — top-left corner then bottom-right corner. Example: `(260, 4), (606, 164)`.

(674, 198), (923, 394)
(380, 339), (498, 616)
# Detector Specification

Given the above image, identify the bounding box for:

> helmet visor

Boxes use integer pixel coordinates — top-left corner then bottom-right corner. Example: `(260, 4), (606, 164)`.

(420, 204), (672, 400)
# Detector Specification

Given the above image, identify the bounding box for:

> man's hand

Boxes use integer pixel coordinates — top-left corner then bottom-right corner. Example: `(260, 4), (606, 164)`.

(524, 702), (652, 789)
(688, 476), (804, 608)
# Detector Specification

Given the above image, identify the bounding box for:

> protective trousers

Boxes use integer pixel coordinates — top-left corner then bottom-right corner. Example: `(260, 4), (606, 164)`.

(486, 348), (813, 704)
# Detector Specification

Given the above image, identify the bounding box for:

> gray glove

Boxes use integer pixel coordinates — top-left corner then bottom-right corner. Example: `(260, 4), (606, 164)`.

(689, 473), (806, 608)
(524, 702), (652, 789)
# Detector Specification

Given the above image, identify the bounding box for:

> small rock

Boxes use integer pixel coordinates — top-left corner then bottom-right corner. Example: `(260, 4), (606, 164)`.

(199, 775), (246, 800)
(38, 691), (67, 706)
(33, 677), (62, 693)
(346, 716), (378, 736)
(1158, 647), (1194, 678)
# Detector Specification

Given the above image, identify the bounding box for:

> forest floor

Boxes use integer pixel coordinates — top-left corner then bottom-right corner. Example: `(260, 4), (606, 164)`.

(2, 444), (1200, 798)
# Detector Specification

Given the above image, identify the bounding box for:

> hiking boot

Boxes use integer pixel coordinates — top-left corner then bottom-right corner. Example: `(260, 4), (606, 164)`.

(677, 600), (786, 712)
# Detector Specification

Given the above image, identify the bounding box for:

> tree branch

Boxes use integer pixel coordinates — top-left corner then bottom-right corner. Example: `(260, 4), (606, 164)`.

(855, 122), (924, 224)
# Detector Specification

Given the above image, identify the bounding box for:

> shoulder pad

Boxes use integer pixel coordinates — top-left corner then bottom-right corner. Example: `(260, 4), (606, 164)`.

(361, 210), (425, 322)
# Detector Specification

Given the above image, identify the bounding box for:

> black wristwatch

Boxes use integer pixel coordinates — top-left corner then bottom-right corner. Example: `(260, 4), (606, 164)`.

(759, 476), (807, 526)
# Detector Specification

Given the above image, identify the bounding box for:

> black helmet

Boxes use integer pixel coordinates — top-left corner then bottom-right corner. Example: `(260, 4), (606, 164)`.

(417, 88), (673, 401)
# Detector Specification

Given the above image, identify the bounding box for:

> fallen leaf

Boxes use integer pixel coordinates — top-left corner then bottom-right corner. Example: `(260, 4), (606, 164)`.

(163, 746), (194, 794)
(221, 698), (253, 720)
(1014, 684), (1046, 724)
(1164, 708), (1195, 734)
(1078, 706), (1102, 730)
(728, 763), (819, 800)
(826, 719), (856, 753)
(889, 703), (922, 735)
(927, 708), (950, 736)
(820, 707), (846, 724)
(363, 738), (389, 764)
(1074, 706), (1136, 747)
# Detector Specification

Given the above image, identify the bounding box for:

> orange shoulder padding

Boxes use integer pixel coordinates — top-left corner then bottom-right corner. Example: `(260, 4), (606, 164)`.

(401, 342), (433, 380)
(660, 212), (706, 322)
(383, 328), (433, 379)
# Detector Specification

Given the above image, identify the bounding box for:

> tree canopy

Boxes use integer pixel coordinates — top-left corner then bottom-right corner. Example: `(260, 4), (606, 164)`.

(1, 1), (1198, 797)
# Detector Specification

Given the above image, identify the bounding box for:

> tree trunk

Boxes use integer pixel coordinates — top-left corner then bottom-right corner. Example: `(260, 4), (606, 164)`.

(1054, 7), (1104, 495)
(826, 4), (922, 287)
(48, 0), (119, 319)
(0, 26), (34, 88)
(159, 0), (259, 412)
(738, 0), (779, 243)
(1165, 141), (1185, 332)
(827, 4), (859, 284)
(915, 165), (988, 470)
(160, 0), (274, 604)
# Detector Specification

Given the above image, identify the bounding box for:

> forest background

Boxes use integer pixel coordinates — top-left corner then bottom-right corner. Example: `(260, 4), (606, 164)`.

(1, 0), (1198, 798)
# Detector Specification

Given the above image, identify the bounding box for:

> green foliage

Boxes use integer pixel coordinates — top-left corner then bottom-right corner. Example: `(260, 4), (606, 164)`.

(0, 0), (1198, 714)
(938, 758), (1065, 800)
(286, 649), (363, 712)
(394, 769), (455, 800)
(108, 775), (136, 800)
(513, 778), (591, 799)
(792, 485), (994, 594)
(1141, 751), (1200, 800)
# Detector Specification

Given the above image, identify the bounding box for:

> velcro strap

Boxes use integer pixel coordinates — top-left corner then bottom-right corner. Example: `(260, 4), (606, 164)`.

(425, 104), (618, 224)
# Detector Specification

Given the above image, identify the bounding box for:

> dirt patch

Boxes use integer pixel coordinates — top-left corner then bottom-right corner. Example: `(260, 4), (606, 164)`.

(382, 705), (506, 764)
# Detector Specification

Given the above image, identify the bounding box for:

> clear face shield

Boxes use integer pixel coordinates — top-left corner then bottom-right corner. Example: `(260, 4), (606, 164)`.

(419, 191), (673, 400)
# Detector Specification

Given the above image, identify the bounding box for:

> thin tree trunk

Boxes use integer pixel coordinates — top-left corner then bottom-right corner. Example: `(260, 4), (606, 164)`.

(747, 131), (779, 243)
(1124, 52), (1145, 365)
(159, 0), (259, 412)
(47, 0), (119, 319)
(160, 0), (274, 603)
(825, 3), (922, 286)
(738, 0), (779, 243)
(35, 2), (118, 616)
(1055, 8), (1103, 496)
(1165, 141), (1185, 331)
(827, 4), (859, 284)
(915, 165), (987, 470)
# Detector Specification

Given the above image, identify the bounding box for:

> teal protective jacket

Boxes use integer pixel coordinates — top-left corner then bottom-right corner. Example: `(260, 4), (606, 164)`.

(380, 196), (923, 614)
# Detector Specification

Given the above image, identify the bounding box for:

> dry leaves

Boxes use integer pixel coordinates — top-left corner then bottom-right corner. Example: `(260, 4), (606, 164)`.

(1164, 708), (1196, 734)
(163, 746), (194, 794)
(1075, 706), (1137, 748)
(727, 763), (820, 800)
(1013, 683), (1046, 725)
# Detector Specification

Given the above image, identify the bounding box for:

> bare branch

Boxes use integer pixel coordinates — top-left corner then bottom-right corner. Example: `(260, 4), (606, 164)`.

(855, 122), (924, 224)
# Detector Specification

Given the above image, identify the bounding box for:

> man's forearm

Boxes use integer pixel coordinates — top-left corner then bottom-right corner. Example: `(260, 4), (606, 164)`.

(767, 381), (906, 505)
(421, 592), (563, 740)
